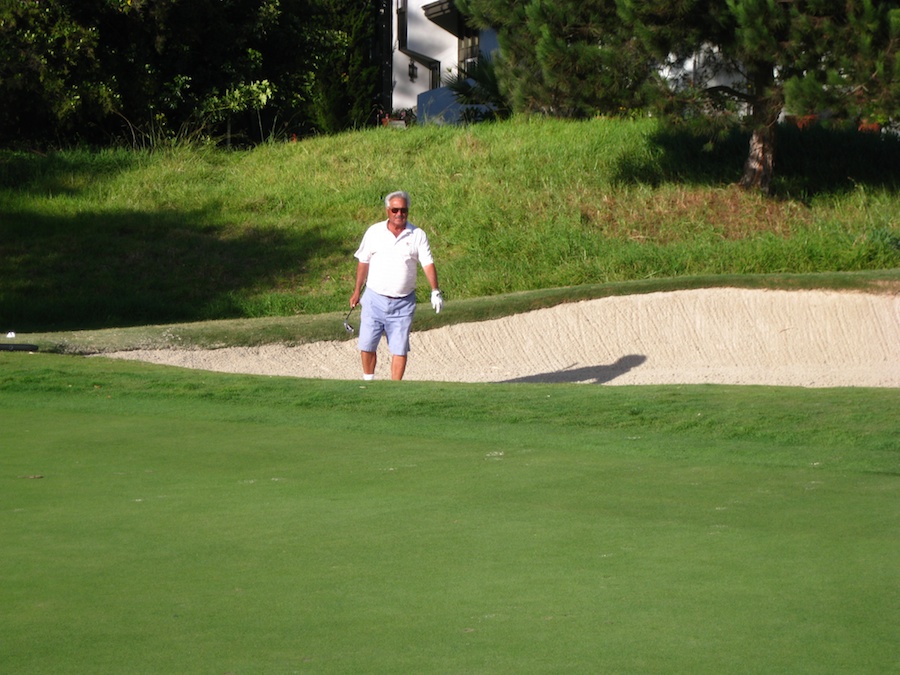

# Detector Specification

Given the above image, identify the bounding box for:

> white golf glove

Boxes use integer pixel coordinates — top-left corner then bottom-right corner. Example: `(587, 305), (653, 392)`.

(431, 289), (444, 314)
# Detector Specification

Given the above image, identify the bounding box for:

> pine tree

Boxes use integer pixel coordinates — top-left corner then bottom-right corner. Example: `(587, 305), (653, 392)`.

(462, 0), (899, 193)
(457, 0), (543, 113)
(459, 0), (651, 116)
(619, 0), (900, 192)
(526, 0), (651, 116)
(310, 0), (381, 133)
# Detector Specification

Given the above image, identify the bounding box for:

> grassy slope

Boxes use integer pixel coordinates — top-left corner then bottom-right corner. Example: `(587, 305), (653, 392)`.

(1, 117), (898, 335)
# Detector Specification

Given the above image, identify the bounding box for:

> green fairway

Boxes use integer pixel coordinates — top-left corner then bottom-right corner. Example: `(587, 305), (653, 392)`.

(2, 353), (898, 673)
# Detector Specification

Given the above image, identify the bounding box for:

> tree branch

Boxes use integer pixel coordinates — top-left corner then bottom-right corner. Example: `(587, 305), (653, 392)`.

(704, 85), (754, 104)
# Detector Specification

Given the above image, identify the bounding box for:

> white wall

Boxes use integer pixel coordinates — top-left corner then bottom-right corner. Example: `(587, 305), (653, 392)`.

(391, 1), (458, 112)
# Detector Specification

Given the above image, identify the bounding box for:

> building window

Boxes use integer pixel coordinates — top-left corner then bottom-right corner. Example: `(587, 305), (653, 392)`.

(459, 28), (479, 76)
(397, 1), (407, 49)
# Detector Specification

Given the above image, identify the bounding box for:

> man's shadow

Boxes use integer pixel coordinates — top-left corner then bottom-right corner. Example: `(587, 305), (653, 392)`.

(503, 354), (647, 384)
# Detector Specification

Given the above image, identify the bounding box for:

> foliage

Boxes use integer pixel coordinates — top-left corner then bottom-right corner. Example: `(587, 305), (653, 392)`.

(459, 0), (652, 116)
(0, 0), (116, 142)
(308, 0), (381, 133)
(446, 53), (512, 122)
(783, 0), (900, 127)
(0, 0), (380, 148)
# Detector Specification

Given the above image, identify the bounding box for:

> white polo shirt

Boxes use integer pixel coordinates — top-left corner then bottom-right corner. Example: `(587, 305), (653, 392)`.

(354, 221), (435, 297)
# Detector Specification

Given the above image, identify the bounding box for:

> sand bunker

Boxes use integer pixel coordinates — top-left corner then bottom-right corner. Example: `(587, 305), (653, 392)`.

(100, 288), (900, 387)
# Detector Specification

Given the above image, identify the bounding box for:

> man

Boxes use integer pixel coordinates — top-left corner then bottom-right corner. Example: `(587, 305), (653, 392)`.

(349, 191), (443, 380)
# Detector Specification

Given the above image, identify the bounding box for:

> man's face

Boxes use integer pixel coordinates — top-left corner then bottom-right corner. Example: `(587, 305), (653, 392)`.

(386, 197), (409, 231)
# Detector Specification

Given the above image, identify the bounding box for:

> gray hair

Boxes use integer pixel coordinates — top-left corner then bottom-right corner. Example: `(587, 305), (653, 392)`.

(384, 191), (410, 208)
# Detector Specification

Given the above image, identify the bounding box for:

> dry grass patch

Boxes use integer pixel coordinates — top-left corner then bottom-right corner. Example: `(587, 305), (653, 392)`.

(581, 186), (811, 243)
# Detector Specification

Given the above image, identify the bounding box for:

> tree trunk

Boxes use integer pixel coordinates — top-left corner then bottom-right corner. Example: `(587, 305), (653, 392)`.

(738, 62), (781, 195)
(739, 124), (775, 193)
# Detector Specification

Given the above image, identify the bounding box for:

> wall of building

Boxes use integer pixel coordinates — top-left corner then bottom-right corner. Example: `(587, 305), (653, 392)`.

(390, 1), (457, 112)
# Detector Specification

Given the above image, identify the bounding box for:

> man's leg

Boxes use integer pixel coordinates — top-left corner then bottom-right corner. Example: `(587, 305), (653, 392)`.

(357, 290), (385, 380)
(361, 350), (377, 379)
(391, 354), (407, 380)
(382, 292), (415, 382)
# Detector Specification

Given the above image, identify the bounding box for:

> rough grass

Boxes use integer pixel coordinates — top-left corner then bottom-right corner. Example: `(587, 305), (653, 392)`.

(1, 116), (898, 331)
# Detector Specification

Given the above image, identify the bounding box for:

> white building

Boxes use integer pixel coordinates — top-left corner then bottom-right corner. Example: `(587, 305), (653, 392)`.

(382, 0), (499, 123)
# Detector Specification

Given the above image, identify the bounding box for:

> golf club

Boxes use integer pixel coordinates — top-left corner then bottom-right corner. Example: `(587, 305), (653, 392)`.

(343, 304), (357, 334)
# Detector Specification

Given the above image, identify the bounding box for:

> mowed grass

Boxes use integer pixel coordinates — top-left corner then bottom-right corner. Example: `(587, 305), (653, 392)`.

(2, 353), (898, 673)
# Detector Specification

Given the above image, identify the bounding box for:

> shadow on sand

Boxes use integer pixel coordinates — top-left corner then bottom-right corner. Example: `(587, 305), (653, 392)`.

(503, 354), (647, 384)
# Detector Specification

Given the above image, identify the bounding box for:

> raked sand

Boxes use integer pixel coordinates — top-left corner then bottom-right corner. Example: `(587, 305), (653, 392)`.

(99, 288), (900, 388)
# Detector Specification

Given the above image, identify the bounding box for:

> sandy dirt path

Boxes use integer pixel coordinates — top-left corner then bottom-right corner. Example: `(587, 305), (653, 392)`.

(99, 288), (900, 387)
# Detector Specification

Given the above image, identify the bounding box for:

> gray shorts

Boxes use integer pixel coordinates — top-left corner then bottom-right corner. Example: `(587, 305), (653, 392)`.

(358, 290), (417, 356)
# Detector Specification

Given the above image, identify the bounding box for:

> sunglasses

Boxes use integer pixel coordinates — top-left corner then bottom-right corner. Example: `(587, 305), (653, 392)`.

(390, 207), (408, 214)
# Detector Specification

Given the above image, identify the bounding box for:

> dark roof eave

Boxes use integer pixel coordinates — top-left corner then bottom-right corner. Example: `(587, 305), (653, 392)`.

(422, 0), (462, 36)
(400, 48), (439, 70)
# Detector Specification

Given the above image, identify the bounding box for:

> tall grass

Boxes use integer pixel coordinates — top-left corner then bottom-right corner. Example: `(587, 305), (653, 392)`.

(1, 117), (898, 331)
